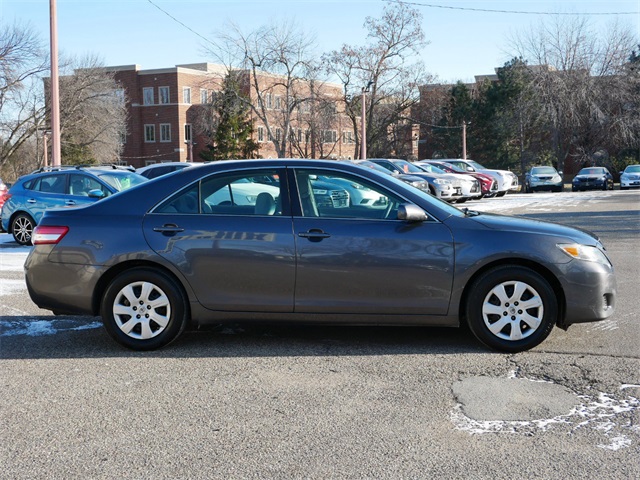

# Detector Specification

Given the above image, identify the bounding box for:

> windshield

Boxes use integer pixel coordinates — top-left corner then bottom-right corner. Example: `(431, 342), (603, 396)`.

(531, 167), (557, 175)
(466, 160), (486, 170)
(392, 160), (424, 174)
(624, 165), (640, 173)
(98, 172), (148, 192)
(416, 164), (446, 174)
(578, 168), (605, 175)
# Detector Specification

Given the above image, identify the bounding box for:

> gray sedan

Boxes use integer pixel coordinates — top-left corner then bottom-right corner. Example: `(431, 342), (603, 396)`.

(25, 160), (616, 352)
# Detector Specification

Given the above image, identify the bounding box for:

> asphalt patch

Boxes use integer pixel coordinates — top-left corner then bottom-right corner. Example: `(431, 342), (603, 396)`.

(452, 376), (580, 421)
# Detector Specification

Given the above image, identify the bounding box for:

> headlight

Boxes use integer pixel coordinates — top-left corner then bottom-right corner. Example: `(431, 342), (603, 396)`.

(557, 244), (610, 265)
(433, 179), (450, 185)
(531, 176), (539, 181)
(313, 189), (327, 195)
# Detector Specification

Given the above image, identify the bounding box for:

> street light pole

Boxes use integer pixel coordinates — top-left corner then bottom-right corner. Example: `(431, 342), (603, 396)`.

(360, 81), (373, 160)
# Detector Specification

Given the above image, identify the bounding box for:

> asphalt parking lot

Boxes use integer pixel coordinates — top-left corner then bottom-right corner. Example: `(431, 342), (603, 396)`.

(1, 190), (639, 479)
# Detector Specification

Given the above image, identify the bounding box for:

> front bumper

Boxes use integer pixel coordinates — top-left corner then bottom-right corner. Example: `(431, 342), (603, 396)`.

(559, 259), (616, 328)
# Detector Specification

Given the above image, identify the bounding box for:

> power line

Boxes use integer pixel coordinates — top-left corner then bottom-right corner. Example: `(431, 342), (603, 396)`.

(391, 0), (638, 16)
(146, 0), (217, 47)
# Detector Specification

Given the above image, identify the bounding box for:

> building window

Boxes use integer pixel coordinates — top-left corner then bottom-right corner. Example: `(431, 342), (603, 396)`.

(200, 89), (208, 104)
(342, 131), (354, 144)
(275, 96), (282, 110)
(324, 130), (337, 143)
(265, 93), (273, 109)
(257, 126), (264, 143)
(275, 128), (282, 142)
(183, 87), (191, 104)
(144, 124), (155, 142)
(143, 87), (154, 105)
(160, 123), (171, 142)
(159, 86), (170, 104)
(184, 124), (192, 142)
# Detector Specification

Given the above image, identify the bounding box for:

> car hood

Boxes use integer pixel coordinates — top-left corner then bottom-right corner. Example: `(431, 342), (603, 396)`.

(468, 212), (600, 244)
(574, 174), (606, 180)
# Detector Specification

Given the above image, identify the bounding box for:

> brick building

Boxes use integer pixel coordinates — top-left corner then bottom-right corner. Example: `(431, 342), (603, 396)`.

(109, 63), (360, 168)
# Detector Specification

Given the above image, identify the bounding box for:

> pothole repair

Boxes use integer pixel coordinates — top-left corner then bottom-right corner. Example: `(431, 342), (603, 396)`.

(450, 374), (640, 451)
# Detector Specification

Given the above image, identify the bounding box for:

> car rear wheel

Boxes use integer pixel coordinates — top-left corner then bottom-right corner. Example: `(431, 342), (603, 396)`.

(465, 266), (557, 352)
(11, 214), (35, 246)
(101, 268), (188, 350)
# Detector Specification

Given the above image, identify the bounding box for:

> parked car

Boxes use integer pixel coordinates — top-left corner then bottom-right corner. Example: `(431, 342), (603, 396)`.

(619, 164), (640, 190)
(571, 167), (614, 192)
(418, 160), (498, 198)
(25, 159), (616, 353)
(137, 162), (195, 179)
(353, 161), (432, 195)
(438, 159), (519, 196)
(523, 166), (564, 193)
(1, 165), (148, 245)
(365, 158), (462, 202)
(0, 178), (8, 224)
(413, 162), (482, 202)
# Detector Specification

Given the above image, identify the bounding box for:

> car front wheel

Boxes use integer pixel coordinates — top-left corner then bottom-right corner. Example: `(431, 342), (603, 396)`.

(11, 214), (35, 245)
(465, 266), (557, 352)
(101, 268), (188, 350)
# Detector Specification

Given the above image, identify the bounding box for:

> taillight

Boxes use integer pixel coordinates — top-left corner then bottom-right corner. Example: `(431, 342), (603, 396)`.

(32, 226), (69, 245)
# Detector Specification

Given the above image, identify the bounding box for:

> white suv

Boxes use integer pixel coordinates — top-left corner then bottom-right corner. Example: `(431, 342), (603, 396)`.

(439, 159), (519, 196)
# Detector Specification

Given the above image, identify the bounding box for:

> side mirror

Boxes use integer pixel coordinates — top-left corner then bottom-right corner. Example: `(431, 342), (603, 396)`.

(397, 203), (427, 223)
(87, 189), (106, 199)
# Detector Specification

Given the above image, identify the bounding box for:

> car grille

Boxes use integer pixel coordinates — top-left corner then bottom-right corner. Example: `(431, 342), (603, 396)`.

(329, 190), (349, 208)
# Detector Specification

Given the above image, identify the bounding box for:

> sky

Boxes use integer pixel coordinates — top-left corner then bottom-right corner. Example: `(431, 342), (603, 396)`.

(1, 0), (639, 84)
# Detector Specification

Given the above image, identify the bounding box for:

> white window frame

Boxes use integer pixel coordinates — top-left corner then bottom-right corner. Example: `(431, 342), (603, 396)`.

(200, 89), (208, 104)
(160, 123), (171, 142)
(183, 87), (191, 104)
(144, 124), (155, 143)
(184, 124), (192, 142)
(159, 86), (170, 105)
(257, 126), (264, 143)
(143, 87), (154, 106)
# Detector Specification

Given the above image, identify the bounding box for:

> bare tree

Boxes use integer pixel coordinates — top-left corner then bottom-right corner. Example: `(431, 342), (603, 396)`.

(510, 16), (640, 171)
(323, 1), (432, 158)
(207, 20), (327, 158)
(0, 22), (48, 172)
(56, 55), (128, 164)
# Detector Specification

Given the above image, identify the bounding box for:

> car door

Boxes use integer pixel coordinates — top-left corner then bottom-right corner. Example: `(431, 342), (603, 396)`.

(25, 173), (69, 222)
(143, 168), (296, 313)
(290, 168), (455, 316)
(68, 173), (108, 206)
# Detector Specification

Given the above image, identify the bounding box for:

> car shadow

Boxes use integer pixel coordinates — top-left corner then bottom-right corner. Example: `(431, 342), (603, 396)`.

(0, 315), (485, 359)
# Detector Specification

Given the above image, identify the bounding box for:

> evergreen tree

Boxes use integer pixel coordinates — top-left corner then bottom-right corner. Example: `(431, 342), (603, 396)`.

(199, 73), (260, 161)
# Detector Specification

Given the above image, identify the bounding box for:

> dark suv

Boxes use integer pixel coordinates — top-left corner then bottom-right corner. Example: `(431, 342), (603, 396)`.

(1, 165), (147, 245)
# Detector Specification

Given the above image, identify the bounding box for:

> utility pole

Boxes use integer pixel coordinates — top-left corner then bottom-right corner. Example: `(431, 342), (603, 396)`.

(462, 121), (467, 160)
(49, 0), (61, 166)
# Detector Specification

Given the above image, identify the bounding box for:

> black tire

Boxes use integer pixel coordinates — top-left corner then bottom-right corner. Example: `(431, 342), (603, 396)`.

(101, 268), (188, 350)
(11, 213), (35, 246)
(496, 191), (507, 197)
(465, 265), (557, 352)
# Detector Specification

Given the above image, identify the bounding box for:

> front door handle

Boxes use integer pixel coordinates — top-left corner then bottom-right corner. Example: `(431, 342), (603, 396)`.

(153, 224), (185, 236)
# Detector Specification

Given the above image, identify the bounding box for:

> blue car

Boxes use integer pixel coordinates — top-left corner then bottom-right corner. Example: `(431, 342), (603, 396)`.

(1, 165), (147, 245)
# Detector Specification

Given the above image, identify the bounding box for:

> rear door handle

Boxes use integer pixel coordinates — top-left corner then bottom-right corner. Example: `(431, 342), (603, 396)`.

(298, 229), (331, 241)
(65, 200), (77, 206)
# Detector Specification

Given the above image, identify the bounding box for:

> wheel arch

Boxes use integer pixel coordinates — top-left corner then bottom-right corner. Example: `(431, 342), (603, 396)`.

(459, 258), (566, 329)
(92, 260), (192, 320)
(8, 210), (36, 234)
